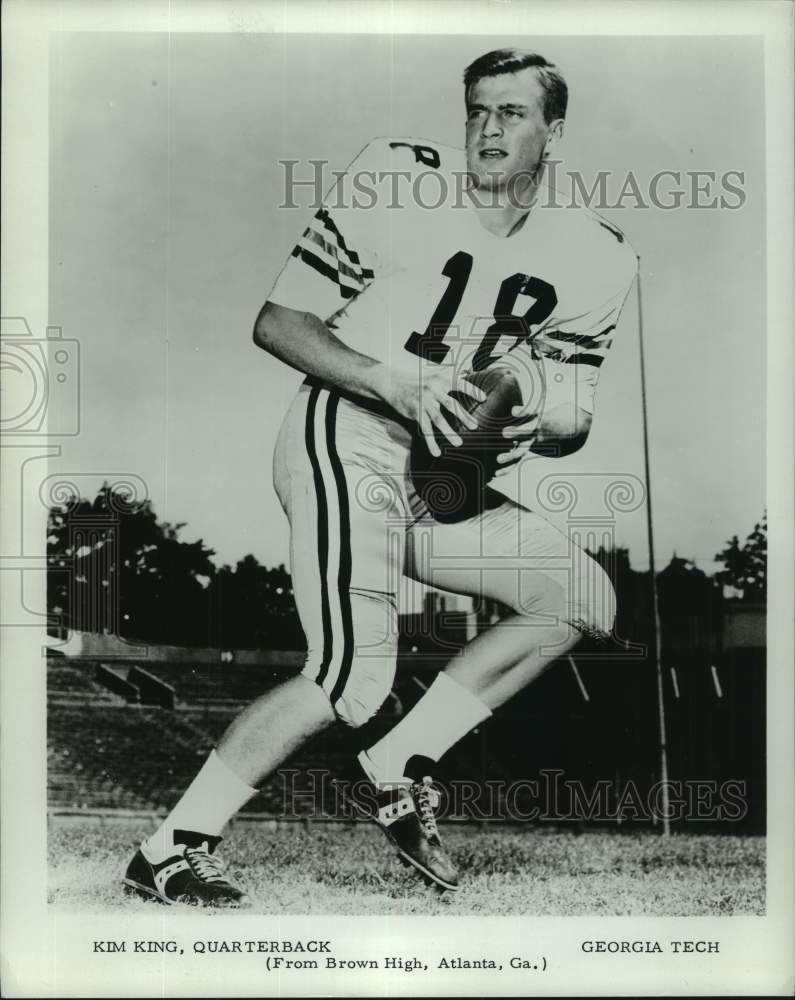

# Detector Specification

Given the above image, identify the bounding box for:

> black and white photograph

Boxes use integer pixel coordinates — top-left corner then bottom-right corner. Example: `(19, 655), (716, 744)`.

(1, 1), (793, 996)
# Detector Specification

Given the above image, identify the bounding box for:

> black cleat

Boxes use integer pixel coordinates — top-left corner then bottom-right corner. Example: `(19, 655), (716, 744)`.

(123, 829), (251, 908)
(345, 754), (459, 892)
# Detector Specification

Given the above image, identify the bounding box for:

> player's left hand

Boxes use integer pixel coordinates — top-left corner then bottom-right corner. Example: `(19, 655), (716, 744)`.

(494, 405), (540, 476)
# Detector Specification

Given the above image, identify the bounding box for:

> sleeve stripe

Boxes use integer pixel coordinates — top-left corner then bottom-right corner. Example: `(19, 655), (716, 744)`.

(315, 209), (365, 267)
(310, 210), (374, 279)
(290, 246), (360, 299)
(565, 353), (605, 368)
(545, 324), (616, 350)
(300, 227), (374, 284)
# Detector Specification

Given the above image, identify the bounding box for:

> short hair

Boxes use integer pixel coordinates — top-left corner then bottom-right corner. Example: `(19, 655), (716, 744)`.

(463, 49), (568, 124)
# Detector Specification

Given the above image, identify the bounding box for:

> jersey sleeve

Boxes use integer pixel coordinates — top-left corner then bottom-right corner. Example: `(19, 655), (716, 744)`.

(265, 140), (390, 321)
(535, 245), (638, 415)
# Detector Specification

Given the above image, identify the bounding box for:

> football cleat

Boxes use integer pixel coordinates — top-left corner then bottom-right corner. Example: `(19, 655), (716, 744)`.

(123, 829), (251, 908)
(345, 754), (459, 891)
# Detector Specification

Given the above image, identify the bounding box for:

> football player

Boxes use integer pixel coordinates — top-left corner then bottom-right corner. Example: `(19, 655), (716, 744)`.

(124, 48), (637, 905)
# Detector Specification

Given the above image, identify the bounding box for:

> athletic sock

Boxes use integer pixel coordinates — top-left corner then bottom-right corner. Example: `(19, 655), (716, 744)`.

(141, 749), (257, 862)
(358, 672), (492, 785)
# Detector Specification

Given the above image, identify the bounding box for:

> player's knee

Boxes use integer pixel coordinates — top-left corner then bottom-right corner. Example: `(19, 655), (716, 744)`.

(334, 696), (381, 729)
(301, 652), (396, 729)
(567, 563), (616, 641)
(513, 574), (568, 623)
(333, 662), (395, 728)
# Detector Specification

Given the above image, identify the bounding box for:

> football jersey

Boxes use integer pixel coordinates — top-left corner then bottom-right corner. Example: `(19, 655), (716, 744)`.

(267, 137), (638, 471)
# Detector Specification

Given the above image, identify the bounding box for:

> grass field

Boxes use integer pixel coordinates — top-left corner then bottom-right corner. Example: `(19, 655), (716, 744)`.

(48, 818), (764, 916)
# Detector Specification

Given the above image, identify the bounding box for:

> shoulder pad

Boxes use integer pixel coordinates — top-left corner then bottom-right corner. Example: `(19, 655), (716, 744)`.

(356, 137), (462, 174)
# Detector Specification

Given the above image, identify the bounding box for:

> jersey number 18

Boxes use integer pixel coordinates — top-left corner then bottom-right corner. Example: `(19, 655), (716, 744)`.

(404, 250), (558, 370)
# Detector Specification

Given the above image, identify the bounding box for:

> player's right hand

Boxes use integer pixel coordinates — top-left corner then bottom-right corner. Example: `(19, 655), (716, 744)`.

(378, 366), (486, 457)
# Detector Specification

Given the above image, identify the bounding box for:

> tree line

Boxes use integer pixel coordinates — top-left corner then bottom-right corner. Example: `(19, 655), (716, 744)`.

(46, 484), (302, 648)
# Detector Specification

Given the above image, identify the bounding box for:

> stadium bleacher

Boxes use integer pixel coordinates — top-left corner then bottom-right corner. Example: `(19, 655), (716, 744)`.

(47, 624), (765, 831)
(138, 661), (287, 706)
(47, 656), (355, 815)
(46, 659), (119, 703)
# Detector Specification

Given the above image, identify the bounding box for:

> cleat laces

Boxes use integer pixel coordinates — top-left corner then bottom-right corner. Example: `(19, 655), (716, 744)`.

(184, 842), (227, 883)
(413, 776), (441, 841)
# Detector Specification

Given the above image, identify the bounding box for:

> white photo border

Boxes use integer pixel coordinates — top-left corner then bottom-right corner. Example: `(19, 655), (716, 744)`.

(1, 1), (792, 996)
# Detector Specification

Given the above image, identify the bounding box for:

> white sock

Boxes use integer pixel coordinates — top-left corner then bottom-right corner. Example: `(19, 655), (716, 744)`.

(142, 750), (257, 862)
(359, 672), (492, 785)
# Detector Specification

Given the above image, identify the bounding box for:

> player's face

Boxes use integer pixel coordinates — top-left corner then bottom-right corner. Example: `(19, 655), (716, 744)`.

(465, 69), (559, 193)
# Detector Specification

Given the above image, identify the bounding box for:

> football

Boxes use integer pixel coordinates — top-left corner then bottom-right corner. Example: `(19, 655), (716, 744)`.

(410, 366), (523, 523)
